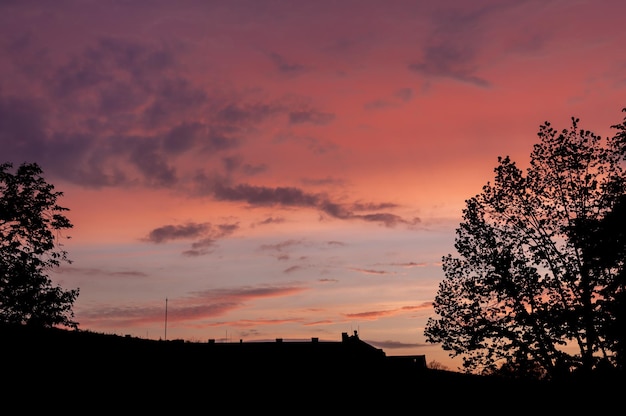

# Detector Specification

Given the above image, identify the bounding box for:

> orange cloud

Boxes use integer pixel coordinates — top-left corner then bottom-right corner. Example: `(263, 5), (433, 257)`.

(78, 285), (308, 329)
(344, 302), (433, 320)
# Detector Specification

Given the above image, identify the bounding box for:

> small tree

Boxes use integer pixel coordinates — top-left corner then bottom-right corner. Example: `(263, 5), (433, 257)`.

(424, 109), (626, 379)
(0, 162), (79, 329)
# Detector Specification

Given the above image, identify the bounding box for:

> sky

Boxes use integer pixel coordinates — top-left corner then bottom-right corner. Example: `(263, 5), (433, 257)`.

(1, 0), (625, 371)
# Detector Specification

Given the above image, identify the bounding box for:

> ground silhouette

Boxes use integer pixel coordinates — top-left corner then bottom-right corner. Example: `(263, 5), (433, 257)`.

(1, 323), (622, 414)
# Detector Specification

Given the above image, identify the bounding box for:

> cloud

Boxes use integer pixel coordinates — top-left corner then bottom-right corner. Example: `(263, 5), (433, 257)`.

(141, 77), (209, 129)
(321, 200), (420, 227)
(367, 339), (429, 350)
(407, 1), (548, 88)
(259, 239), (306, 252)
(349, 268), (394, 276)
(221, 155), (268, 176)
(4, 31), (52, 79)
(275, 133), (339, 155)
(214, 317), (304, 328)
(401, 303), (434, 311)
(304, 319), (334, 326)
(386, 261), (428, 268)
(408, 43), (490, 88)
(289, 110), (336, 125)
(50, 36), (177, 102)
(364, 88), (414, 110)
(344, 309), (397, 320)
(163, 122), (210, 155)
(406, 3), (502, 88)
(0, 36), (197, 187)
(0, 35), (287, 190)
(258, 239), (309, 261)
(326, 241), (345, 247)
(214, 183), (321, 206)
(1, 8), (423, 246)
(183, 238), (219, 257)
(211, 182), (420, 227)
(215, 102), (282, 125)
(55, 266), (149, 278)
(254, 216), (286, 226)
(268, 52), (308, 75)
(394, 87), (413, 102)
(0, 95), (48, 162)
(1, 32), (387, 236)
(78, 284), (307, 328)
(241, 163), (268, 176)
(364, 99), (393, 110)
(355, 213), (418, 227)
(143, 222), (212, 243)
(344, 302), (433, 320)
(283, 265), (305, 274)
(129, 144), (178, 188)
(143, 221), (239, 256)
(193, 284), (305, 301)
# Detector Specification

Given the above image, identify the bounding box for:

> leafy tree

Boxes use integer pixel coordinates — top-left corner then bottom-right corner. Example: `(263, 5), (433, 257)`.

(424, 109), (626, 379)
(0, 162), (79, 328)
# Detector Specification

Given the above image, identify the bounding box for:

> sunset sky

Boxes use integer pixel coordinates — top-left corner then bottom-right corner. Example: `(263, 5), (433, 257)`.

(1, 0), (625, 371)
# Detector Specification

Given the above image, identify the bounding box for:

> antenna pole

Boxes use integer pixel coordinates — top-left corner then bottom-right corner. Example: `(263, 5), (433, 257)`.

(164, 297), (168, 341)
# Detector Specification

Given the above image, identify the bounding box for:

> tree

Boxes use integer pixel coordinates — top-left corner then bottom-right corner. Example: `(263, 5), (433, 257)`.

(424, 109), (626, 380)
(0, 162), (79, 329)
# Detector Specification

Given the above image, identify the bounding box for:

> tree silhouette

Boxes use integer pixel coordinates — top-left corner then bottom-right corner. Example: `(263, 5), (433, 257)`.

(0, 162), (78, 328)
(424, 109), (626, 379)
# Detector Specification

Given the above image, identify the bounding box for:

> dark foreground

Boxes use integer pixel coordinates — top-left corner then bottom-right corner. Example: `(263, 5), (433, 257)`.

(2, 324), (623, 414)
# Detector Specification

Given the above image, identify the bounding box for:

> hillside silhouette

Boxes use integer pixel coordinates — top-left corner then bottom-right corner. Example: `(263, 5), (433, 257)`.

(2, 323), (622, 413)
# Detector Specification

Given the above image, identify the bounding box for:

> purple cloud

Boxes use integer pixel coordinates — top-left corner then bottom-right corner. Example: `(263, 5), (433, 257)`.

(289, 110), (336, 125)
(143, 221), (240, 256)
(268, 52), (308, 75)
(144, 222), (212, 243)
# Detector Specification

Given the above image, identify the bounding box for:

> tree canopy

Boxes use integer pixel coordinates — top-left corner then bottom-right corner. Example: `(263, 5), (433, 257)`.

(424, 108), (626, 380)
(0, 162), (79, 329)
